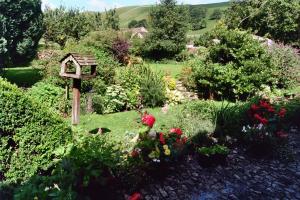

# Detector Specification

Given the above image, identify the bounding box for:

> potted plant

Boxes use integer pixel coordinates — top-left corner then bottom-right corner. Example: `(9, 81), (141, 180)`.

(196, 145), (229, 167)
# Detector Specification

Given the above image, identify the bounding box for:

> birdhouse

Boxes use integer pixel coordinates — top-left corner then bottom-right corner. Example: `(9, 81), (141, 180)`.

(60, 53), (97, 125)
(60, 53), (97, 79)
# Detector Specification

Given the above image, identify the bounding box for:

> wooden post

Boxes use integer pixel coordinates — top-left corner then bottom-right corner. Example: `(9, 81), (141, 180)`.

(72, 79), (81, 125)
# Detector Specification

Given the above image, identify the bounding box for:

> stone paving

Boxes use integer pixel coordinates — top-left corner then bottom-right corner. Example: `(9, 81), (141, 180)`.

(133, 129), (300, 200)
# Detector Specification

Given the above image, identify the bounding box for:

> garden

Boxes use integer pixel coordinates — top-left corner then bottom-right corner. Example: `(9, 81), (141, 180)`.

(0, 0), (300, 199)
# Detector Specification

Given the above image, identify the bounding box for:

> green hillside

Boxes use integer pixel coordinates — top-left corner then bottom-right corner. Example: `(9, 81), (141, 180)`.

(117, 2), (230, 36)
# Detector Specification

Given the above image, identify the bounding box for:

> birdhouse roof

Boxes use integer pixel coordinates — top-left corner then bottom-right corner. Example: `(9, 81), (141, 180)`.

(60, 53), (97, 66)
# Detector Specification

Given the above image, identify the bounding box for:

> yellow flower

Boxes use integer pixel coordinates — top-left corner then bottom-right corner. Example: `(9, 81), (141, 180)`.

(164, 149), (171, 156)
(163, 145), (169, 150)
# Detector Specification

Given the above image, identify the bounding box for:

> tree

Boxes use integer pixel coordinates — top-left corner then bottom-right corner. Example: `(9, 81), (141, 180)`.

(128, 19), (148, 28)
(0, 0), (43, 66)
(210, 8), (222, 20)
(189, 6), (208, 30)
(145, 0), (189, 59)
(225, 0), (300, 46)
(128, 20), (138, 28)
(104, 8), (120, 30)
(43, 7), (92, 47)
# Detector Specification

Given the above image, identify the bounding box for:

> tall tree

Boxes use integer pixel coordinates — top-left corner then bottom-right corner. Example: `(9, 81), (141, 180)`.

(210, 8), (223, 20)
(104, 8), (120, 30)
(0, 0), (43, 67)
(145, 0), (189, 59)
(225, 0), (300, 46)
(43, 7), (92, 47)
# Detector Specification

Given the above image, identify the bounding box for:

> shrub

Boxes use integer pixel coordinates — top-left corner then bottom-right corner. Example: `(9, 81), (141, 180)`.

(112, 38), (130, 64)
(189, 27), (281, 100)
(268, 43), (300, 88)
(27, 82), (66, 113)
(103, 85), (129, 114)
(13, 133), (122, 199)
(116, 64), (166, 108)
(0, 78), (72, 183)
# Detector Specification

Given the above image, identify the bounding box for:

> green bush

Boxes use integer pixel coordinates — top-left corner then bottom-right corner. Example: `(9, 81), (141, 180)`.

(0, 78), (72, 184)
(103, 85), (129, 114)
(116, 64), (166, 108)
(189, 27), (281, 100)
(269, 43), (300, 88)
(13, 133), (122, 199)
(27, 82), (66, 113)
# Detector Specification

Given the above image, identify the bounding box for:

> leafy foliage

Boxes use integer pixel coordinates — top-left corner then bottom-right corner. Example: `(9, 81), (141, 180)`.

(104, 8), (120, 30)
(27, 82), (66, 113)
(144, 0), (189, 59)
(43, 7), (102, 47)
(128, 19), (148, 28)
(225, 0), (300, 47)
(0, 78), (72, 183)
(0, 0), (43, 66)
(189, 27), (282, 100)
(210, 8), (223, 20)
(112, 38), (130, 64)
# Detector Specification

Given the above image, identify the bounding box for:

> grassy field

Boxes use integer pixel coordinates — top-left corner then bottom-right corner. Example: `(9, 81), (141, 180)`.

(2, 67), (42, 87)
(148, 62), (185, 78)
(117, 2), (230, 37)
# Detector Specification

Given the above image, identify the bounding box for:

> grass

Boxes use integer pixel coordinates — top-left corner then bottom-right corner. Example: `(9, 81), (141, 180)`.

(78, 101), (218, 142)
(1, 67), (42, 87)
(148, 62), (185, 79)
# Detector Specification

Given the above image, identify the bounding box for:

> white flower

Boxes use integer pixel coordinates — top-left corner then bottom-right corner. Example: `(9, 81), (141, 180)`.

(153, 159), (160, 163)
(242, 126), (247, 133)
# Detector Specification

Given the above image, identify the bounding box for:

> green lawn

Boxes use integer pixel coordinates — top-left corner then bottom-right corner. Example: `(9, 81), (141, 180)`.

(148, 62), (185, 79)
(79, 106), (179, 141)
(78, 101), (216, 142)
(2, 67), (42, 87)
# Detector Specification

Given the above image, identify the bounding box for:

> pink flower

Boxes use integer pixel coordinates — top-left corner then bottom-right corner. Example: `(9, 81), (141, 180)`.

(129, 192), (141, 200)
(159, 133), (166, 144)
(170, 128), (183, 136)
(142, 114), (156, 128)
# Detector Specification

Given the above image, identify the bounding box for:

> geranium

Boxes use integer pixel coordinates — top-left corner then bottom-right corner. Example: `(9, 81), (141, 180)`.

(170, 128), (183, 136)
(251, 104), (260, 111)
(254, 114), (268, 125)
(129, 192), (141, 200)
(278, 108), (286, 118)
(142, 114), (156, 128)
(159, 133), (166, 144)
(182, 137), (188, 144)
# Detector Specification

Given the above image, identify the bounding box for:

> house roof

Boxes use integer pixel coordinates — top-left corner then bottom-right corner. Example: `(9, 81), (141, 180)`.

(60, 53), (97, 66)
(131, 27), (148, 34)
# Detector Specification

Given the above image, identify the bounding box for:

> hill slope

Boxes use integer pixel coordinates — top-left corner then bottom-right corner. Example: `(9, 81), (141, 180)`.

(117, 1), (230, 36)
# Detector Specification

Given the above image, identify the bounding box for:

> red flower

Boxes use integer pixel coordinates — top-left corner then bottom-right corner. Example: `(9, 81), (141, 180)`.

(142, 114), (156, 128)
(260, 100), (271, 109)
(268, 107), (275, 113)
(251, 104), (260, 111)
(129, 192), (141, 200)
(159, 133), (166, 144)
(182, 137), (188, 144)
(278, 108), (286, 118)
(131, 150), (139, 158)
(170, 128), (183, 136)
(176, 138), (181, 144)
(276, 130), (288, 139)
(254, 114), (268, 125)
